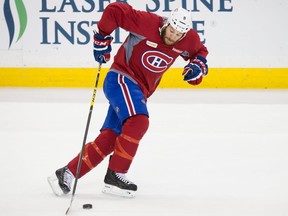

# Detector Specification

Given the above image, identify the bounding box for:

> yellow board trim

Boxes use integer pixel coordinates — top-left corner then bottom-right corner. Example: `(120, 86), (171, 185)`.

(0, 67), (288, 88)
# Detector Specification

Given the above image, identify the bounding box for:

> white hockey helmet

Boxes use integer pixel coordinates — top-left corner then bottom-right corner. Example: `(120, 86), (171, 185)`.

(168, 7), (192, 33)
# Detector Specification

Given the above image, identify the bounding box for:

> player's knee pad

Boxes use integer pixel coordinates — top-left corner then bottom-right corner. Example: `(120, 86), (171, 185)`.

(122, 114), (149, 140)
(94, 128), (118, 155)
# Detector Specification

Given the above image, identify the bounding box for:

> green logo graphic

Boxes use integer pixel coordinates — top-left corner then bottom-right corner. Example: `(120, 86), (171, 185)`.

(4, 0), (28, 48)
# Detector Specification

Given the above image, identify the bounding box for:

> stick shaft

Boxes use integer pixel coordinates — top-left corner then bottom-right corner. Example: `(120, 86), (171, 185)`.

(65, 65), (101, 215)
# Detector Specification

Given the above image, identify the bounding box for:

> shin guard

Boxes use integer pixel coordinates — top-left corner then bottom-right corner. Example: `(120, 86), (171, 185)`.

(67, 128), (117, 178)
(109, 114), (149, 173)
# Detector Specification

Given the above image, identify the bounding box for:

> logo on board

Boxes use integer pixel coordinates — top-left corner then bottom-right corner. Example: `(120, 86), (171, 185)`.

(3, 0), (28, 48)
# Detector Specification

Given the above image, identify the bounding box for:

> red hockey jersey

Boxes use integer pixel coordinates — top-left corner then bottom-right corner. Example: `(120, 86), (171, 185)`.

(98, 2), (208, 98)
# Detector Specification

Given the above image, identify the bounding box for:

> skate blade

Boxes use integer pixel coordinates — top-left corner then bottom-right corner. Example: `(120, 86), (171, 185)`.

(47, 174), (64, 196)
(102, 184), (136, 198)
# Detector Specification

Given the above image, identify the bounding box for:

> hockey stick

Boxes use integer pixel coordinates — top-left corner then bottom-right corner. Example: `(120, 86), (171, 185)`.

(65, 63), (102, 215)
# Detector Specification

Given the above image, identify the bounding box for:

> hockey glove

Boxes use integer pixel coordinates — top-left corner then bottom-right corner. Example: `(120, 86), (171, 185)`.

(93, 31), (113, 64)
(182, 56), (208, 85)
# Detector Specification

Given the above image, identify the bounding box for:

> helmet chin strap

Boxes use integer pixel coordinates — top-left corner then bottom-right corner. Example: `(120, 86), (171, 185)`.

(178, 32), (187, 42)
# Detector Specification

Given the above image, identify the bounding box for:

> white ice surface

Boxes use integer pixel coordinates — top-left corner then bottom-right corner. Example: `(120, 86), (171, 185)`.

(0, 88), (288, 216)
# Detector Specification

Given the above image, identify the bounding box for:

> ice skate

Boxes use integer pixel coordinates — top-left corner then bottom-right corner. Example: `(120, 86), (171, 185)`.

(102, 168), (137, 198)
(47, 166), (74, 196)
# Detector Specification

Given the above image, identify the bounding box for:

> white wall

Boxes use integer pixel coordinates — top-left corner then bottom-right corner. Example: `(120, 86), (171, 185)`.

(0, 0), (287, 68)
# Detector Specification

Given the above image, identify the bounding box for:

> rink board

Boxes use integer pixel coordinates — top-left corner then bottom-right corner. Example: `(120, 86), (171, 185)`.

(0, 67), (288, 88)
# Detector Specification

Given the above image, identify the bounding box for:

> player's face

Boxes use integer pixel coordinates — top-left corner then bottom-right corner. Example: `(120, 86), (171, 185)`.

(162, 24), (184, 46)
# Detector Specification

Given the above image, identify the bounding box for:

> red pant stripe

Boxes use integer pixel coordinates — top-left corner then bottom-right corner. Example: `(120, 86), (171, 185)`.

(118, 74), (136, 116)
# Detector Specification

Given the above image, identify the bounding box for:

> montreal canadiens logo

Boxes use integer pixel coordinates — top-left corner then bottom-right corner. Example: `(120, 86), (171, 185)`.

(141, 51), (173, 73)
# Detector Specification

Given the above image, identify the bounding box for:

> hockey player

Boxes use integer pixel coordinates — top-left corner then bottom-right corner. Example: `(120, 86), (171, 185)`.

(48, 2), (208, 198)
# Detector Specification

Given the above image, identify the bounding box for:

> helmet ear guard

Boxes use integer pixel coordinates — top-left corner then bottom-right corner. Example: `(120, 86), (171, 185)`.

(168, 7), (192, 33)
(159, 16), (168, 34)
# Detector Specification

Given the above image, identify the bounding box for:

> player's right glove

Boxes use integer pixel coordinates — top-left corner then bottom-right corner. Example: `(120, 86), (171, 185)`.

(93, 31), (113, 64)
(182, 56), (208, 85)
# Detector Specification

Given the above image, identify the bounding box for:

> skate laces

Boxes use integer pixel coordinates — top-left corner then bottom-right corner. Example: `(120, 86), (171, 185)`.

(115, 172), (133, 185)
(63, 168), (74, 189)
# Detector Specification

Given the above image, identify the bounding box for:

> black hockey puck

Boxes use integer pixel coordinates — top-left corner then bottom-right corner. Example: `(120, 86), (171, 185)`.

(83, 204), (93, 209)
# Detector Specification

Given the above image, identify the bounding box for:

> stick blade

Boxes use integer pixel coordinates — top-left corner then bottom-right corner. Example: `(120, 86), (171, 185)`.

(65, 207), (71, 215)
(65, 197), (74, 215)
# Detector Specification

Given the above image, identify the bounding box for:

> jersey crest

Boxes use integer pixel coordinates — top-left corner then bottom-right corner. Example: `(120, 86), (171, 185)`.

(141, 50), (173, 73)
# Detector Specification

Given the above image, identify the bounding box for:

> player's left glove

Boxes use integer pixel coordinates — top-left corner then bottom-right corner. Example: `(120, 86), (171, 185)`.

(93, 31), (113, 64)
(182, 56), (208, 85)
